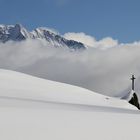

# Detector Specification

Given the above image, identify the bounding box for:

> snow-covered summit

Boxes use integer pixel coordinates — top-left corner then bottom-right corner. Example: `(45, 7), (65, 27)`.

(0, 24), (31, 41)
(0, 24), (86, 50)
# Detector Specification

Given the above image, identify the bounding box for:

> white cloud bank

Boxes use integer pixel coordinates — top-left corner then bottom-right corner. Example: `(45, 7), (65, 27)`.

(1, 38), (140, 98)
(64, 32), (118, 49)
(64, 32), (96, 47)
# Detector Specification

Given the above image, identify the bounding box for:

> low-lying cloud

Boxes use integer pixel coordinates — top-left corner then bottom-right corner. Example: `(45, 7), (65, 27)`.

(64, 32), (96, 47)
(0, 37), (140, 98)
(64, 32), (118, 49)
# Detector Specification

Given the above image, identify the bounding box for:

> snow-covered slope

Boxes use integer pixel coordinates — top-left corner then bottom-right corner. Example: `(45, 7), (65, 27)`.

(0, 69), (140, 140)
(0, 24), (85, 50)
(0, 69), (136, 110)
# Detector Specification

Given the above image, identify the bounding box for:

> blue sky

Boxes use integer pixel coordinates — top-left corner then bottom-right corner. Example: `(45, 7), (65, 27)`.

(0, 0), (140, 43)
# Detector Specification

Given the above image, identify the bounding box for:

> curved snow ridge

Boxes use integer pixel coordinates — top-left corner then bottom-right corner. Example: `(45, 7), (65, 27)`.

(0, 69), (137, 110)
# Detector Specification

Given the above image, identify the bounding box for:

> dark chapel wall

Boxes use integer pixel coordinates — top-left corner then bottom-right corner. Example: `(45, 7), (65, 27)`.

(129, 93), (140, 109)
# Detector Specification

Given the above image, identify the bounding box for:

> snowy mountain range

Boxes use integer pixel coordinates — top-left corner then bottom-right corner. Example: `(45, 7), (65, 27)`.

(0, 24), (86, 50)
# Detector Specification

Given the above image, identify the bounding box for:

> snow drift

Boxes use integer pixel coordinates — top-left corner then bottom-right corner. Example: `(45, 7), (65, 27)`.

(0, 69), (140, 140)
(0, 69), (136, 110)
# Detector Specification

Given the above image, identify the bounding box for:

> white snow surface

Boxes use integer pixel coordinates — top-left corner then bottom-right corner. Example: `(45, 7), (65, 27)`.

(0, 69), (136, 110)
(0, 69), (140, 140)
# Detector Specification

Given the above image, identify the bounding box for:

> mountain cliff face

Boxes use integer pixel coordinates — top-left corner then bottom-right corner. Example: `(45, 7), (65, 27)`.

(0, 24), (86, 50)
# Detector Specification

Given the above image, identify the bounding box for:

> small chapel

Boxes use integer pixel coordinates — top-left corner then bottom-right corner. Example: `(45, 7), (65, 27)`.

(128, 75), (140, 109)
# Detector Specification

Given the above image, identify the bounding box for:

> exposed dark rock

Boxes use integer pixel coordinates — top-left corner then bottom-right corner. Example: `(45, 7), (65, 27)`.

(0, 24), (86, 50)
(129, 93), (140, 109)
